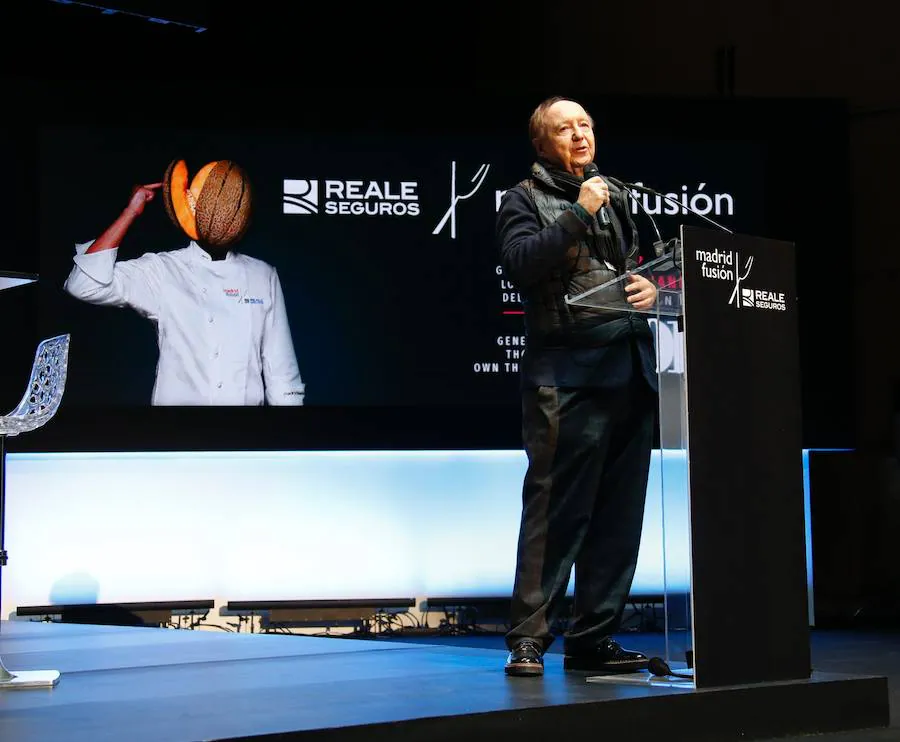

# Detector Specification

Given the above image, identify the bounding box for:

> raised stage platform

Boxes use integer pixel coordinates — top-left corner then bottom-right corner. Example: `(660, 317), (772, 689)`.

(0, 620), (890, 742)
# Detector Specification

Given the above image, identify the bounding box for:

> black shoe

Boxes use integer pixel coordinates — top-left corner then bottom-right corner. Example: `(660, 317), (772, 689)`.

(563, 637), (648, 673)
(505, 639), (544, 677)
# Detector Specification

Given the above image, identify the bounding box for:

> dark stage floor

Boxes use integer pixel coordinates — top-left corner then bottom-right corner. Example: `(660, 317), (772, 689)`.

(0, 620), (892, 742)
(379, 629), (900, 741)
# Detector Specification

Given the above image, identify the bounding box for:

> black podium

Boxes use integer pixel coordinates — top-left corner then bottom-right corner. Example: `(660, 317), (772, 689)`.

(568, 225), (811, 689)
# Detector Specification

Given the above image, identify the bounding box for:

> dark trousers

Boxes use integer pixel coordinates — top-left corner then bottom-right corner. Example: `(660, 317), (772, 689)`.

(506, 368), (656, 654)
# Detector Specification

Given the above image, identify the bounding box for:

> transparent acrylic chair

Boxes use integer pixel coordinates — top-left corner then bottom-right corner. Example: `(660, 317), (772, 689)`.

(0, 333), (70, 689)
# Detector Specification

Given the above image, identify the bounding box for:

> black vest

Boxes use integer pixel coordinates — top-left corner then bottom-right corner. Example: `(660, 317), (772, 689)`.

(517, 162), (650, 350)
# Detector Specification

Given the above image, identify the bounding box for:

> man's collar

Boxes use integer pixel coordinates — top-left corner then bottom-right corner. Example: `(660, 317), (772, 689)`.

(531, 160), (562, 191)
(531, 160), (583, 195)
(188, 240), (232, 262)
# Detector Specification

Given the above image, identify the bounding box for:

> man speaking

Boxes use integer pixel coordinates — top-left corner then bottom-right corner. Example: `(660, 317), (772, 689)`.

(497, 96), (658, 677)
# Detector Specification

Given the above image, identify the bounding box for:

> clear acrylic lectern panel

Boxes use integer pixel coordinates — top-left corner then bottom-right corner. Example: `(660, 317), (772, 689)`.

(567, 251), (694, 685)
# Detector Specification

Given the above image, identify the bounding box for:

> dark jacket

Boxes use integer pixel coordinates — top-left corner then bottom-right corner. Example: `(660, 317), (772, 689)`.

(497, 161), (658, 391)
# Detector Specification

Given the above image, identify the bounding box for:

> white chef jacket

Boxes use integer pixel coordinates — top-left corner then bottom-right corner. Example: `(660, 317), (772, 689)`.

(64, 239), (306, 406)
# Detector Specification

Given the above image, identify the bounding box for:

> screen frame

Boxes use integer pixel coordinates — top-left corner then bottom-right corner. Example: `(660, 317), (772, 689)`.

(0, 79), (852, 452)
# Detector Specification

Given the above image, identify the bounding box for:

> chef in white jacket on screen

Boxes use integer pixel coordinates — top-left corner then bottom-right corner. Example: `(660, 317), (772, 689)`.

(63, 181), (306, 406)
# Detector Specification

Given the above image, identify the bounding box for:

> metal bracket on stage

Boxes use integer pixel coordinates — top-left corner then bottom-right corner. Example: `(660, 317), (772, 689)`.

(0, 659), (61, 689)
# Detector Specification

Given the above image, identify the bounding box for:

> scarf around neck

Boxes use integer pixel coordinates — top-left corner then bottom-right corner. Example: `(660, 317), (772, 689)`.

(539, 159), (588, 199)
(537, 159), (625, 259)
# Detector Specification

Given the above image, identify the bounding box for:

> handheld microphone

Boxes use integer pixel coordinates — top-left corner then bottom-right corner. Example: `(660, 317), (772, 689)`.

(648, 656), (693, 680)
(582, 162), (610, 227)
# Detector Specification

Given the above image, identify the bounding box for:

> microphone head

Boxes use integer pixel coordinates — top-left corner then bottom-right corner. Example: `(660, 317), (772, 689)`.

(583, 162), (600, 180)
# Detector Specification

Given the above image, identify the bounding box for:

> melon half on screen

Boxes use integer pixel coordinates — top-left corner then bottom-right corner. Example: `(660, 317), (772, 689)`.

(161, 159), (253, 248)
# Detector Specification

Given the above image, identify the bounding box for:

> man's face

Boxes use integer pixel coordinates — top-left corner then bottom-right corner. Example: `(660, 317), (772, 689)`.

(535, 100), (595, 177)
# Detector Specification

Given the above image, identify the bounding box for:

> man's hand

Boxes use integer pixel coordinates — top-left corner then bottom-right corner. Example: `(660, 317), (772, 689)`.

(576, 177), (610, 215)
(625, 274), (657, 310)
(126, 182), (163, 217)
